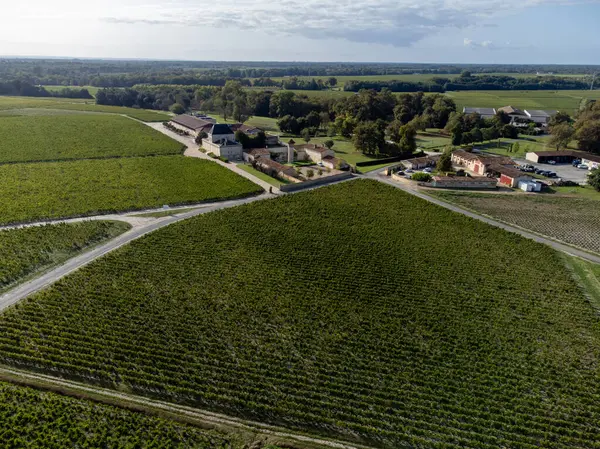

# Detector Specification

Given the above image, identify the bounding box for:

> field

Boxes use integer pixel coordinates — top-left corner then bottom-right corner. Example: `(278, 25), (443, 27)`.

(0, 156), (262, 225)
(1, 180), (599, 448)
(429, 191), (600, 254)
(43, 85), (101, 96)
(0, 221), (130, 292)
(237, 164), (287, 188)
(0, 381), (232, 448)
(0, 96), (170, 122)
(0, 114), (184, 163)
(564, 256), (600, 309)
(443, 90), (600, 115)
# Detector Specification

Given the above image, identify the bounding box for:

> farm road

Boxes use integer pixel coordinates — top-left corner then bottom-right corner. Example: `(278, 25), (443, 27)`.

(0, 193), (274, 313)
(364, 169), (600, 265)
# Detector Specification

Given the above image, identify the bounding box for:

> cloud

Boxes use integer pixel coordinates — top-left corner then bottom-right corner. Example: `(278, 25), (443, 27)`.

(99, 0), (600, 47)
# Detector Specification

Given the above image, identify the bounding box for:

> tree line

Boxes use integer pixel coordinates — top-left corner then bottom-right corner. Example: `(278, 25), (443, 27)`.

(344, 73), (592, 93)
(0, 80), (92, 99)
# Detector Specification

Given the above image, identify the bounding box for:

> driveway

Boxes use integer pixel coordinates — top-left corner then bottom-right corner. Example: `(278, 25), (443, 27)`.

(513, 158), (590, 184)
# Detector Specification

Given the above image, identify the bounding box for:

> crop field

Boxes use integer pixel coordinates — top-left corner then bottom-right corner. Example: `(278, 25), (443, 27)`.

(0, 115), (184, 163)
(443, 90), (600, 114)
(0, 156), (262, 225)
(0, 381), (231, 448)
(0, 96), (170, 122)
(429, 191), (600, 254)
(0, 180), (599, 448)
(43, 84), (101, 96)
(0, 221), (130, 292)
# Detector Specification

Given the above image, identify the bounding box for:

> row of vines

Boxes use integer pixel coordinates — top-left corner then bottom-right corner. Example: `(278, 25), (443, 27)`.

(0, 180), (599, 448)
(0, 220), (130, 291)
(0, 381), (232, 448)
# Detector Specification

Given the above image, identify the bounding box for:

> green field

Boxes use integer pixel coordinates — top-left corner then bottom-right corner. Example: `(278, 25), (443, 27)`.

(1, 180), (599, 448)
(0, 96), (170, 122)
(428, 191), (600, 254)
(0, 156), (262, 225)
(0, 381), (232, 448)
(0, 221), (130, 292)
(0, 114), (183, 163)
(43, 85), (101, 96)
(444, 90), (600, 114)
(237, 164), (287, 188)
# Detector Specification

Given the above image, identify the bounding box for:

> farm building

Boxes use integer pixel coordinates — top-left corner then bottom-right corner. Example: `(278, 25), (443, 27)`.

(431, 176), (498, 190)
(403, 155), (441, 170)
(322, 156), (349, 170)
(169, 115), (214, 136)
(497, 106), (529, 125)
(463, 107), (496, 119)
(254, 158), (300, 183)
(518, 180), (543, 192)
(243, 148), (271, 163)
(451, 150), (515, 176)
(201, 124), (243, 161)
(230, 123), (262, 135)
(305, 146), (335, 163)
(524, 110), (558, 126)
(526, 150), (600, 167)
(488, 165), (533, 188)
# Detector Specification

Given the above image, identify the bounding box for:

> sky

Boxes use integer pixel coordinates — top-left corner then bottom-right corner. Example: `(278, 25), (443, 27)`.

(1, 0), (599, 64)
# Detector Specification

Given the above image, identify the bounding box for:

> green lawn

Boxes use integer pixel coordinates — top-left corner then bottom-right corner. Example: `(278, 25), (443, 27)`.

(0, 221), (130, 292)
(0, 156), (262, 225)
(0, 114), (183, 163)
(237, 164), (287, 187)
(1, 180), (600, 447)
(563, 255), (600, 309)
(550, 185), (600, 200)
(416, 131), (451, 149)
(0, 96), (170, 122)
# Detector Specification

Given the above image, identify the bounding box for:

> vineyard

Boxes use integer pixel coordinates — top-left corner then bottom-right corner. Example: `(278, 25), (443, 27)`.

(0, 221), (130, 292)
(0, 156), (262, 225)
(429, 191), (600, 254)
(0, 96), (170, 122)
(0, 180), (598, 448)
(0, 115), (184, 163)
(0, 381), (232, 448)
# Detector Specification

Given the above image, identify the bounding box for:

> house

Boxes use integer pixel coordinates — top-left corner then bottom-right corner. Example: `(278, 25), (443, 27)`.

(229, 123), (262, 135)
(524, 110), (558, 126)
(201, 124), (243, 160)
(487, 165), (533, 188)
(254, 158), (301, 183)
(322, 156), (349, 170)
(526, 150), (600, 167)
(304, 146), (335, 163)
(451, 150), (515, 176)
(243, 148), (271, 163)
(463, 107), (496, 120)
(169, 115), (213, 136)
(403, 155), (441, 170)
(431, 176), (498, 189)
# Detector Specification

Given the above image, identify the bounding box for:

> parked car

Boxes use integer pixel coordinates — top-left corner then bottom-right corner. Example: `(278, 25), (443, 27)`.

(547, 172), (557, 178)
(572, 159), (582, 167)
(405, 169), (414, 173)
(577, 164), (589, 170)
(548, 160), (557, 165)
(535, 169), (545, 175)
(423, 167), (433, 173)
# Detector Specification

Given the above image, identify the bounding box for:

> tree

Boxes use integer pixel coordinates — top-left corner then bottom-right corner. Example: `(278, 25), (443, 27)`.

(548, 123), (574, 150)
(411, 172), (432, 182)
(511, 142), (520, 154)
(328, 77), (338, 88)
(324, 140), (335, 150)
(436, 149), (453, 172)
(169, 103), (185, 114)
(398, 124), (417, 155)
(301, 128), (312, 143)
(353, 122), (385, 156)
(306, 169), (315, 179)
(451, 125), (463, 146)
(235, 130), (251, 149)
(194, 131), (208, 145)
(588, 168), (600, 192)
(500, 124), (519, 139)
(548, 111), (571, 128)
(575, 120), (600, 154)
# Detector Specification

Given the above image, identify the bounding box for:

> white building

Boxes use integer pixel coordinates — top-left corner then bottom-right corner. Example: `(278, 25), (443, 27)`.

(201, 124), (243, 161)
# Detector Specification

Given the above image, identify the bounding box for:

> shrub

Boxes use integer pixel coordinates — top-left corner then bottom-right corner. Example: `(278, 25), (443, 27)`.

(412, 172), (432, 182)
